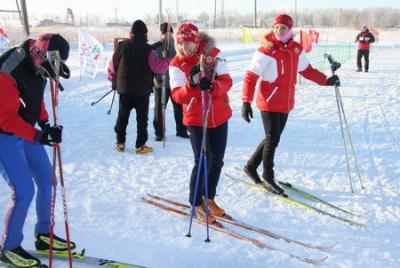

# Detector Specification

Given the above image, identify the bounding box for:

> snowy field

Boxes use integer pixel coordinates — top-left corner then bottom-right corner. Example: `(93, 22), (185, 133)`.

(1, 36), (400, 267)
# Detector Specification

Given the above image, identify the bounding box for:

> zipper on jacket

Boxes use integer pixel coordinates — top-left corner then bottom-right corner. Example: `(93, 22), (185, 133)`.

(266, 87), (279, 102)
(281, 59), (284, 75)
(186, 97), (195, 112)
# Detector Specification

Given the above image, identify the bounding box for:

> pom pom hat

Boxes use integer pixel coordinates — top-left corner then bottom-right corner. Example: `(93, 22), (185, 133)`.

(176, 23), (199, 44)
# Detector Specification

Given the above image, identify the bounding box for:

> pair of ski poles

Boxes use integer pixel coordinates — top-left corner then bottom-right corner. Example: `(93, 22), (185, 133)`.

(90, 88), (116, 115)
(325, 54), (365, 193)
(186, 56), (220, 242)
(46, 51), (74, 268)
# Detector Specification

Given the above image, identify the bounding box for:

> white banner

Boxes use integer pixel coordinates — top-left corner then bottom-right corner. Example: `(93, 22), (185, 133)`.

(78, 28), (104, 78)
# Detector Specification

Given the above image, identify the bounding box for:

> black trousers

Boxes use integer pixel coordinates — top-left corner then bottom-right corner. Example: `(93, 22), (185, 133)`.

(187, 122), (228, 206)
(153, 86), (186, 137)
(114, 94), (149, 149)
(247, 111), (288, 180)
(357, 49), (370, 71)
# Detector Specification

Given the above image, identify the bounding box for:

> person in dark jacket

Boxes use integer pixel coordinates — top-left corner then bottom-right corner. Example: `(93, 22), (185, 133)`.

(108, 20), (169, 154)
(0, 33), (75, 268)
(355, 25), (375, 72)
(241, 14), (340, 195)
(152, 23), (188, 141)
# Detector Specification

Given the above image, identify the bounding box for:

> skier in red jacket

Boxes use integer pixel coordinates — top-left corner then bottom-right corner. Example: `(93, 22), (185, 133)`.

(241, 14), (339, 195)
(355, 25), (375, 72)
(170, 23), (233, 223)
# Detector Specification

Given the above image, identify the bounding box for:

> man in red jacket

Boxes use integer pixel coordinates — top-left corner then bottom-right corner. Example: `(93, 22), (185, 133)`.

(241, 14), (339, 195)
(355, 25), (375, 72)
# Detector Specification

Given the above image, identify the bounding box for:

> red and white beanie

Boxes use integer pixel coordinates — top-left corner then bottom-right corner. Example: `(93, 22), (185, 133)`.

(274, 14), (293, 29)
(176, 23), (200, 44)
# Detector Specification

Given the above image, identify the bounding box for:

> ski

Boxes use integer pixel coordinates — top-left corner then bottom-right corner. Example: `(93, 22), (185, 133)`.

(146, 193), (338, 251)
(29, 249), (145, 268)
(225, 173), (365, 227)
(234, 166), (359, 217)
(142, 197), (328, 264)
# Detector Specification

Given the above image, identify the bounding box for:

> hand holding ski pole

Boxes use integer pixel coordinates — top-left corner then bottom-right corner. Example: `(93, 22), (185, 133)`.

(324, 54), (341, 86)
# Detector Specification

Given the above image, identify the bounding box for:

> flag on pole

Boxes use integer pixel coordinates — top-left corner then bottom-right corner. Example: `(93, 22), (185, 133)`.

(0, 27), (10, 51)
(369, 27), (380, 43)
(309, 29), (320, 44)
(242, 27), (253, 44)
(78, 28), (104, 78)
(300, 30), (313, 53)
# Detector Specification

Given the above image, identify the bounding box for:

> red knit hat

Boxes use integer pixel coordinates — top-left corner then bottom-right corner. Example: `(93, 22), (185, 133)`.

(274, 14), (293, 29)
(176, 23), (199, 44)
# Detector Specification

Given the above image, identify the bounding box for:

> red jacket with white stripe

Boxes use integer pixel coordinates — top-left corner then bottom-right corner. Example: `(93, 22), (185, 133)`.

(242, 32), (328, 113)
(170, 34), (232, 128)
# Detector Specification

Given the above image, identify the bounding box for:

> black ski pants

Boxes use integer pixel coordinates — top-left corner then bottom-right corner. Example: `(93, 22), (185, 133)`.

(153, 86), (186, 138)
(357, 49), (370, 71)
(247, 111), (288, 180)
(114, 94), (149, 149)
(187, 122), (228, 206)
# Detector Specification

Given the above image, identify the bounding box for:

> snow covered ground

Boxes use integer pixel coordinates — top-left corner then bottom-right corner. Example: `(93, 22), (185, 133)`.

(1, 37), (399, 267)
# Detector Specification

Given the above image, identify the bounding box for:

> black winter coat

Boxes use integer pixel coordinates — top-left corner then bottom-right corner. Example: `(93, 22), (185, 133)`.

(114, 35), (153, 96)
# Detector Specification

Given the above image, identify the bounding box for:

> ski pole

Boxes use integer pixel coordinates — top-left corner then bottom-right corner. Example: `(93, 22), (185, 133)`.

(186, 56), (220, 241)
(325, 54), (364, 192)
(91, 89), (113, 106)
(107, 89), (117, 115)
(47, 51), (73, 268)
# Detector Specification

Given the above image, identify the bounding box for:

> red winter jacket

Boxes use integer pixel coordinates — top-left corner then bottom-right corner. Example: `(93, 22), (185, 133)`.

(170, 34), (232, 128)
(242, 32), (328, 113)
(355, 31), (375, 50)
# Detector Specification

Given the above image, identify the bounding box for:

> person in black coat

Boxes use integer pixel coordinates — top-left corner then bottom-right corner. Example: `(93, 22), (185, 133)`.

(152, 23), (188, 141)
(108, 20), (169, 154)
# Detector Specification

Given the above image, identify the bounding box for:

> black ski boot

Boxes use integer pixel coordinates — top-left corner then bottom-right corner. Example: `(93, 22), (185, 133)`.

(262, 177), (287, 197)
(35, 233), (76, 252)
(243, 165), (262, 184)
(0, 246), (45, 267)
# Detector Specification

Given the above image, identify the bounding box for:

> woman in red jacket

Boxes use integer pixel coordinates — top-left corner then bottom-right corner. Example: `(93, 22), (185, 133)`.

(170, 23), (232, 223)
(241, 14), (339, 195)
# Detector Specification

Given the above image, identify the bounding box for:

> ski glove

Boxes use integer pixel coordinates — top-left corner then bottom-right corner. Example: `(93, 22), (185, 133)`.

(199, 77), (213, 91)
(326, 75), (340, 86)
(242, 103), (253, 123)
(38, 120), (51, 132)
(189, 64), (201, 87)
(35, 125), (63, 146)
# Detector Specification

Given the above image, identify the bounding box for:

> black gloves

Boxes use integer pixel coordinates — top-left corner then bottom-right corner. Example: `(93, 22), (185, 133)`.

(199, 77), (213, 91)
(39, 60), (70, 79)
(326, 75), (340, 86)
(38, 120), (51, 132)
(112, 80), (117, 90)
(242, 103), (253, 123)
(189, 64), (201, 87)
(35, 125), (63, 146)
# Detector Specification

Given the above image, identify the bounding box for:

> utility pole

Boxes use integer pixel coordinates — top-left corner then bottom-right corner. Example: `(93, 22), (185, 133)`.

(294, 0), (298, 27)
(221, 0), (224, 27)
(159, 0), (163, 24)
(213, 0), (217, 29)
(176, 0), (179, 24)
(254, 0), (257, 28)
(19, 0), (30, 36)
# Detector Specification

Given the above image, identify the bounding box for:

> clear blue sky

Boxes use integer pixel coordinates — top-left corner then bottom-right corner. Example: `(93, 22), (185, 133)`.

(2, 0), (400, 20)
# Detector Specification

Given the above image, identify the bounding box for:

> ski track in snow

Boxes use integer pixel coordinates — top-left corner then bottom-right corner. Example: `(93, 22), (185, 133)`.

(1, 42), (400, 267)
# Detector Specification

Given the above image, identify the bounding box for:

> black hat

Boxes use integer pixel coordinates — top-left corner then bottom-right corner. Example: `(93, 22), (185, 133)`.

(160, 22), (173, 34)
(37, 33), (70, 61)
(131, 20), (148, 35)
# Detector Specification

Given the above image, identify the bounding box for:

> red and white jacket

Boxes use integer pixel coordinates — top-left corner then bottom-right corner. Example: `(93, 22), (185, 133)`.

(242, 32), (328, 113)
(170, 34), (232, 128)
